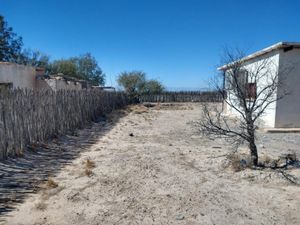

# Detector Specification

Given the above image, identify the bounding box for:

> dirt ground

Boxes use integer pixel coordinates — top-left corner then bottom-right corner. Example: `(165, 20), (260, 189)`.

(4, 103), (300, 225)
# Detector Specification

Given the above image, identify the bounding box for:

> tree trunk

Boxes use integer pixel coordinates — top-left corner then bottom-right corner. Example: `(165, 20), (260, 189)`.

(246, 113), (258, 166)
(249, 138), (258, 166)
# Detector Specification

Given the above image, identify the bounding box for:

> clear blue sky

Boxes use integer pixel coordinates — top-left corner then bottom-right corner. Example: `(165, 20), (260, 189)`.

(2, 0), (300, 89)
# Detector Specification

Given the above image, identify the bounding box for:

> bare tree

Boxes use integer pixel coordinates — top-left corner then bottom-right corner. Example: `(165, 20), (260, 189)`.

(199, 48), (292, 166)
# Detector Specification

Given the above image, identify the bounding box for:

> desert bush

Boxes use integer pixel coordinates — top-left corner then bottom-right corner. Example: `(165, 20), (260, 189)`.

(117, 71), (165, 102)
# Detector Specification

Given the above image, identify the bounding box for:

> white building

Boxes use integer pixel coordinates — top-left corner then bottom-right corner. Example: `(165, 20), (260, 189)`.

(0, 62), (90, 91)
(0, 62), (36, 89)
(218, 42), (300, 128)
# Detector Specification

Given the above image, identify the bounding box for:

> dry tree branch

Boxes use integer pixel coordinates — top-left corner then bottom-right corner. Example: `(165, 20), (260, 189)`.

(199, 47), (293, 166)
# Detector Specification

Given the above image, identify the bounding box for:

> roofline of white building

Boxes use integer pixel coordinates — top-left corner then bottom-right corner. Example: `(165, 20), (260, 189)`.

(218, 42), (300, 71)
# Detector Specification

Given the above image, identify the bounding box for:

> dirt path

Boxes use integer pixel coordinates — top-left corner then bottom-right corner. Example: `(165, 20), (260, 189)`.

(4, 104), (300, 225)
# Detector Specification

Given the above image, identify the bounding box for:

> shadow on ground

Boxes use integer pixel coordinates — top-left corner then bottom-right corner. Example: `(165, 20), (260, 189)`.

(0, 109), (128, 221)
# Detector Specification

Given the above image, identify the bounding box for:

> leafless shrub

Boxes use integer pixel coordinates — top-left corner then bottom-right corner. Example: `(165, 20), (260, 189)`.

(199, 48), (293, 166)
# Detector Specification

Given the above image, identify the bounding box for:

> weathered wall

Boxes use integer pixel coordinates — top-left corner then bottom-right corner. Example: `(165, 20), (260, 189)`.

(0, 63), (90, 92)
(0, 62), (36, 89)
(36, 79), (83, 91)
(56, 80), (82, 91)
(275, 48), (300, 128)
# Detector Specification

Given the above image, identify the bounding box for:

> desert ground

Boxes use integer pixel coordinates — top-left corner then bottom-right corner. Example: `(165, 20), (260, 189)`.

(3, 103), (300, 225)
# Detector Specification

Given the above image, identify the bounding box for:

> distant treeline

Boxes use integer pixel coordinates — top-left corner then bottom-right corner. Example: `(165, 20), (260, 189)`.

(139, 91), (222, 102)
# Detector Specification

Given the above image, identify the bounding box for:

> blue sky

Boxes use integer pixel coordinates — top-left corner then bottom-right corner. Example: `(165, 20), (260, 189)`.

(2, 0), (300, 89)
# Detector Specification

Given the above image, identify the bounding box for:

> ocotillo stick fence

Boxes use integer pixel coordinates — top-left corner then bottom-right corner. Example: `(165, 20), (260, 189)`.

(0, 89), (128, 160)
(139, 91), (222, 102)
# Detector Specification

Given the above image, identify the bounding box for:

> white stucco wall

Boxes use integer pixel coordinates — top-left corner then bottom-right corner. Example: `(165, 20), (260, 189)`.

(0, 62), (36, 89)
(224, 50), (280, 128)
(0, 63), (85, 92)
(275, 48), (300, 128)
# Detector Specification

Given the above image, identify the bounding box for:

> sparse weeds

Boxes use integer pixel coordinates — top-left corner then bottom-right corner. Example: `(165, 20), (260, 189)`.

(258, 154), (277, 167)
(226, 153), (252, 172)
(86, 159), (95, 169)
(261, 154), (272, 165)
(225, 152), (299, 184)
(258, 152), (299, 169)
(154, 103), (191, 110)
(131, 105), (148, 114)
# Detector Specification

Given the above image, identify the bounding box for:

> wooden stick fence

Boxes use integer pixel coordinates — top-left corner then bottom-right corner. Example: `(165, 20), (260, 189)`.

(139, 91), (222, 103)
(0, 89), (128, 160)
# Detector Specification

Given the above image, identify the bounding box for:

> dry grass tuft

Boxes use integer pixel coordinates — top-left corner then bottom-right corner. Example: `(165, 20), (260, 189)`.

(46, 178), (58, 189)
(129, 105), (148, 114)
(86, 159), (96, 169)
(227, 153), (251, 172)
(83, 159), (96, 177)
(260, 154), (272, 165)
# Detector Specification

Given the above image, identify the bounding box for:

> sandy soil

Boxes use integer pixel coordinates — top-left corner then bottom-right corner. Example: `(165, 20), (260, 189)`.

(4, 103), (300, 225)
